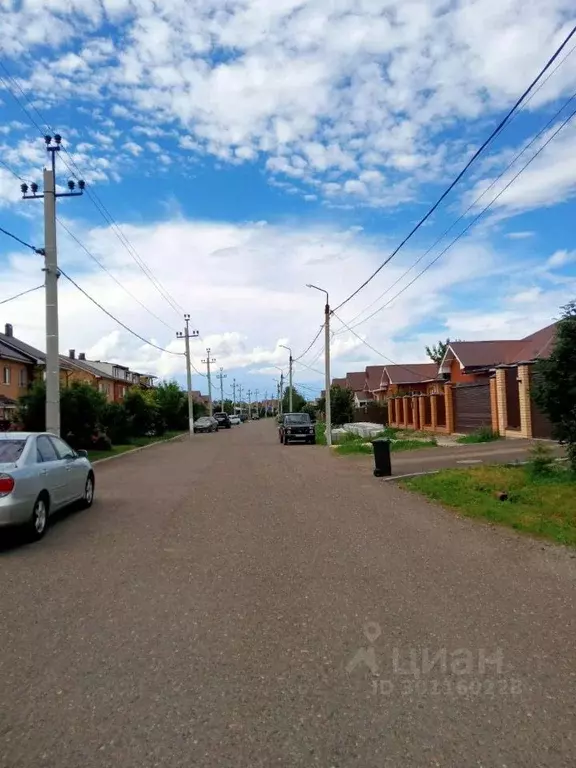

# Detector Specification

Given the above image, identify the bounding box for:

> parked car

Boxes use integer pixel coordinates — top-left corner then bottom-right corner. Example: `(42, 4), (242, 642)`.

(213, 412), (232, 429)
(251, 413), (260, 420)
(229, 414), (241, 426)
(279, 413), (316, 445)
(194, 416), (218, 433)
(0, 432), (95, 541)
(240, 414), (248, 422)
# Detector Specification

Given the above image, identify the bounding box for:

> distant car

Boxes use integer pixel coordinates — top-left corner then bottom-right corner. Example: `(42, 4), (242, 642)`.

(251, 413), (260, 420)
(240, 414), (248, 423)
(0, 432), (95, 541)
(213, 412), (232, 429)
(229, 415), (241, 426)
(194, 416), (218, 433)
(279, 413), (316, 445)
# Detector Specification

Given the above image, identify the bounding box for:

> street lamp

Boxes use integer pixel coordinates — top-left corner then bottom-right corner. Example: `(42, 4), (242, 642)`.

(279, 344), (293, 412)
(306, 284), (332, 447)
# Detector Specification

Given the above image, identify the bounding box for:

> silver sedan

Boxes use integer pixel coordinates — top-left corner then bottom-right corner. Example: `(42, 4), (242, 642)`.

(0, 432), (95, 541)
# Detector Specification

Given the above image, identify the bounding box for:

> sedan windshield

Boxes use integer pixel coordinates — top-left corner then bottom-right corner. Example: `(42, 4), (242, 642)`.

(196, 418), (211, 424)
(0, 439), (26, 462)
(285, 414), (310, 424)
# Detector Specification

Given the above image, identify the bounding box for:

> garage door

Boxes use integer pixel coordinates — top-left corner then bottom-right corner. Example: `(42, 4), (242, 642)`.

(454, 383), (491, 434)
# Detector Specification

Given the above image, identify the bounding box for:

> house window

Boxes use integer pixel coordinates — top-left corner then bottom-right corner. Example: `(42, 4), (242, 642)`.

(2, 366), (10, 385)
(19, 368), (27, 387)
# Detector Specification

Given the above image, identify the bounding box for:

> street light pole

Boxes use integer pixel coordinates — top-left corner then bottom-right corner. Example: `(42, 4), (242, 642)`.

(201, 349), (216, 416)
(306, 284), (331, 447)
(280, 345), (293, 412)
(176, 315), (199, 438)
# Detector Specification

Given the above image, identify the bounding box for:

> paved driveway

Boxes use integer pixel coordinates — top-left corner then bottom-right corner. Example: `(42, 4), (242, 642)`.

(1, 420), (575, 767)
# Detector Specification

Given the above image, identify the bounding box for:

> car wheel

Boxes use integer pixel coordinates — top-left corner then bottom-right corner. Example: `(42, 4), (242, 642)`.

(27, 493), (49, 541)
(79, 472), (95, 509)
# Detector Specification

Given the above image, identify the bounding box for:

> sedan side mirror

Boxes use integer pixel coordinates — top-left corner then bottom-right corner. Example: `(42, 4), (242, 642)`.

(76, 449), (88, 458)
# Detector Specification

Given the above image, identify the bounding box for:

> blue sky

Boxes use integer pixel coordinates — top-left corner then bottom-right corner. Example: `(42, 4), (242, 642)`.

(0, 0), (575, 398)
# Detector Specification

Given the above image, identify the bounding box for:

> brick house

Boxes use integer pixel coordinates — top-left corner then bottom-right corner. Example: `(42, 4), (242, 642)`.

(0, 339), (36, 422)
(345, 371), (373, 407)
(375, 363), (440, 398)
(365, 365), (386, 402)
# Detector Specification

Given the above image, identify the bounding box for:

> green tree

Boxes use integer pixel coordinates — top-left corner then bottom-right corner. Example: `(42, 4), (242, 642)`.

(17, 381), (46, 432)
(317, 385), (354, 426)
(425, 339), (450, 365)
(60, 381), (108, 448)
(101, 401), (131, 445)
(301, 402), (318, 419)
(123, 388), (158, 437)
(154, 381), (187, 430)
(532, 301), (576, 471)
(282, 386), (306, 413)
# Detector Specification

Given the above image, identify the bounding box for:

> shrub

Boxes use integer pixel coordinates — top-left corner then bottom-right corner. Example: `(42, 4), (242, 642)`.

(527, 441), (555, 477)
(101, 402), (131, 445)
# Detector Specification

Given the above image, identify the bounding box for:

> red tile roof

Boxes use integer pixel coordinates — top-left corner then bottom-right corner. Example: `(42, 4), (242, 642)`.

(346, 371), (367, 391)
(332, 377), (347, 389)
(384, 363), (439, 385)
(365, 365), (385, 392)
(449, 323), (557, 369)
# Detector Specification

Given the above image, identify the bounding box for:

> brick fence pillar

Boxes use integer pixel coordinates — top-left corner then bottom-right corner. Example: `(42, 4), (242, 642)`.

(412, 396), (420, 430)
(489, 376), (499, 434)
(403, 396), (410, 428)
(517, 364), (533, 438)
(444, 383), (455, 434)
(418, 396), (426, 431)
(388, 399), (394, 426)
(495, 367), (507, 435)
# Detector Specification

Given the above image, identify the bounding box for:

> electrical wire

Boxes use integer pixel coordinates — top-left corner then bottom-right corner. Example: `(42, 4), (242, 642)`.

(0, 62), (187, 321)
(337, 104), (576, 333)
(332, 23), (576, 313)
(339, 89), (576, 332)
(0, 283), (43, 306)
(57, 217), (179, 333)
(58, 268), (185, 357)
(0, 157), (30, 182)
(332, 313), (439, 380)
(0, 224), (40, 253)
(294, 323), (324, 361)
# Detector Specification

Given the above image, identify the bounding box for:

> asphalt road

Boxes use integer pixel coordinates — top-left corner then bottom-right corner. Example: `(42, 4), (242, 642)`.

(1, 421), (575, 767)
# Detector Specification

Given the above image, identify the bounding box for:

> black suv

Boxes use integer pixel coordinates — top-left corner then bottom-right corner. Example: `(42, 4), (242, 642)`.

(279, 413), (316, 445)
(213, 412), (232, 429)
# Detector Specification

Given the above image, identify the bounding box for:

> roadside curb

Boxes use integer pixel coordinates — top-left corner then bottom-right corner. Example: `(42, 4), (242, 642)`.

(91, 433), (186, 466)
(382, 470), (440, 481)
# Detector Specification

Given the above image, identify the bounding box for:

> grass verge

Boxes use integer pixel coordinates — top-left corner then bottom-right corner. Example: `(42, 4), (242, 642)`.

(88, 431), (185, 462)
(402, 465), (576, 546)
(456, 427), (500, 444)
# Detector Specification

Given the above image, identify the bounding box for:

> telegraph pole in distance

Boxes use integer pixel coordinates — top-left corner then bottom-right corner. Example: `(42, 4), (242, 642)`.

(238, 384), (243, 416)
(232, 378), (237, 414)
(264, 390), (268, 417)
(176, 315), (199, 437)
(216, 367), (227, 411)
(21, 134), (85, 436)
(247, 389), (252, 419)
(254, 389), (259, 418)
(201, 349), (216, 416)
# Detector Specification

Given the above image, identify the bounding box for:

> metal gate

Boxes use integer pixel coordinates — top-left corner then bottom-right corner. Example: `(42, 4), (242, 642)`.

(505, 368), (521, 430)
(453, 382), (491, 433)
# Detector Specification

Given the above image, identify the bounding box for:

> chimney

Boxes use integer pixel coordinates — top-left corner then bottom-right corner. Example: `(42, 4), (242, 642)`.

(79, 352), (86, 361)
(4, 323), (13, 337)
(69, 349), (75, 359)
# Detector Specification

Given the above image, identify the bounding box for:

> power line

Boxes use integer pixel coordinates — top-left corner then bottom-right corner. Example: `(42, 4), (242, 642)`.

(57, 217), (179, 333)
(58, 268), (185, 357)
(294, 323), (324, 361)
(0, 283), (43, 306)
(293, 358), (324, 377)
(332, 312), (439, 381)
(340, 89), (576, 332)
(338, 103), (576, 333)
(0, 62), (187, 320)
(0, 157), (30, 182)
(0, 224), (40, 253)
(333, 23), (576, 313)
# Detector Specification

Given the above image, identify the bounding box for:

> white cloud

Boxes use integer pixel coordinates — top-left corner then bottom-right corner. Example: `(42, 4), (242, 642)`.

(547, 249), (576, 268)
(505, 231), (534, 239)
(1, 214), (570, 387)
(1, 0), (574, 206)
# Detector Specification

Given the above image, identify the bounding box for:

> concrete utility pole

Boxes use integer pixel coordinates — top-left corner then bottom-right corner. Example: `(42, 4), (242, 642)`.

(247, 389), (252, 419)
(238, 384), (243, 416)
(254, 389), (259, 418)
(201, 349), (216, 416)
(307, 284), (332, 447)
(232, 378), (237, 414)
(280, 345), (293, 412)
(216, 367), (227, 410)
(264, 390), (268, 417)
(176, 315), (199, 437)
(21, 134), (84, 436)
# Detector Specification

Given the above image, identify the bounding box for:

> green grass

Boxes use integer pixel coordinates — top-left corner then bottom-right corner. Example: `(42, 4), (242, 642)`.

(88, 431), (185, 462)
(456, 427), (500, 444)
(402, 465), (576, 546)
(392, 438), (438, 452)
